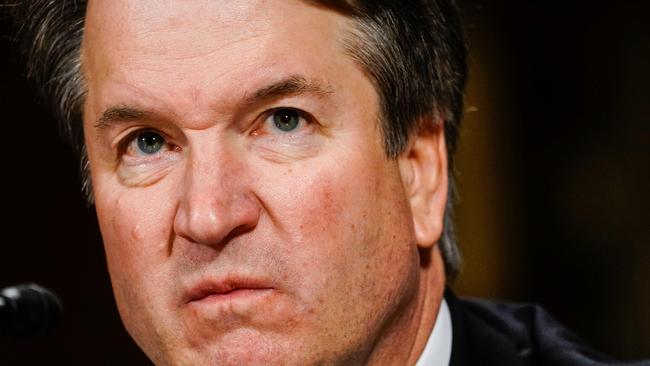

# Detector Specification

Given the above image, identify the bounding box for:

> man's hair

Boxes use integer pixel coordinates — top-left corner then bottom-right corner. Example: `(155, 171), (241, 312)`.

(10, 0), (467, 278)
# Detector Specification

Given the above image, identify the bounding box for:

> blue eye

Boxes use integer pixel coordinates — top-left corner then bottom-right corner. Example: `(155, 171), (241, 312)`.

(272, 109), (300, 132)
(136, 132), (165, 154)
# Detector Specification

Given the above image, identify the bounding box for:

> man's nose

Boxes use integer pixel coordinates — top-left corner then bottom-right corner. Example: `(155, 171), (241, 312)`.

(173, 144), (261, 247)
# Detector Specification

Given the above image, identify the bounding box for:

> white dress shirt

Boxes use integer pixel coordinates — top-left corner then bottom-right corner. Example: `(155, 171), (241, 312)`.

(414, 299), (453, 366)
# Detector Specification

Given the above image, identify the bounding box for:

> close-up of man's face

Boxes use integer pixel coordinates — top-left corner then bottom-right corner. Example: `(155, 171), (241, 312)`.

(81, 1), (448, 364)
(4, 0), (650, 364)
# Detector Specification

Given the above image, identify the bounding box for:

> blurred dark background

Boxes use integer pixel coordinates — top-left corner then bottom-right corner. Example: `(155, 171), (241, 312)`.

(0, 1), (648, 364)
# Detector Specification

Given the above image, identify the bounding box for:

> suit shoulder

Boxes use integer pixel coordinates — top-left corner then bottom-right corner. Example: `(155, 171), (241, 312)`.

(451, 295), (650, 366)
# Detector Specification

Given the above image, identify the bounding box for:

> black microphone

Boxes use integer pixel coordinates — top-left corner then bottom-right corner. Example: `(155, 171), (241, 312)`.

(0, 283), (63, 337)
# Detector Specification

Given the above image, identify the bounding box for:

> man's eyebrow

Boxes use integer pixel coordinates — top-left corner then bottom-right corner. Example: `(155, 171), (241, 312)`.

(95, 107), (151, 131)
(94, 76), (332, 130)
(244, 75), (334, 105)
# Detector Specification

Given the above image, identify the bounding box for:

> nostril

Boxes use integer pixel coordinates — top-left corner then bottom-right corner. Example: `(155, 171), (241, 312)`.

(221, 222), (258, 244)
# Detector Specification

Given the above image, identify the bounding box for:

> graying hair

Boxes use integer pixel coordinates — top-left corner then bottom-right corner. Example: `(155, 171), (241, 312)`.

(9, 0), (91, 197)
(11, 0), (467, 278)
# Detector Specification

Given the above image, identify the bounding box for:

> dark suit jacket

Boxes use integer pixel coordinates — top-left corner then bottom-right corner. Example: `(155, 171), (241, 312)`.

(446, 290), (650, 366)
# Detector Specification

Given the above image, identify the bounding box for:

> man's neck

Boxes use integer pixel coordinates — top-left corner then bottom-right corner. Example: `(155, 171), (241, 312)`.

(414, 299), (452, 366)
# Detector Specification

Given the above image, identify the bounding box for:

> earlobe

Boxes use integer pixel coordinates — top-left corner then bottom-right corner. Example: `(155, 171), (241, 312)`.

(398, 121), (448, 249)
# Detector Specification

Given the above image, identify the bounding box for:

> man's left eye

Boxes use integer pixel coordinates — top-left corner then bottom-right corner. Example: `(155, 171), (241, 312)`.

(270, 108), (302, 132)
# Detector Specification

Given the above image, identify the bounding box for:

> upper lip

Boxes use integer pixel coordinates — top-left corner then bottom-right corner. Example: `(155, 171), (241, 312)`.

(184, 276), (273, 304)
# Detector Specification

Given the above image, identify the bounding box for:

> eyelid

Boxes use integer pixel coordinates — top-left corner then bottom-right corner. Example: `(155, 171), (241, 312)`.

(268, 107), (315, 123)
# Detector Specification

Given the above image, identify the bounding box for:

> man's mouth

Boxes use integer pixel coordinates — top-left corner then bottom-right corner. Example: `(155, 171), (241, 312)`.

(185, 276), (275, 305)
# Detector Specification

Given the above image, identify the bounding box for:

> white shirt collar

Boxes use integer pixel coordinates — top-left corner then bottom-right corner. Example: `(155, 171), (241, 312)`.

(414, 299), (453, 366)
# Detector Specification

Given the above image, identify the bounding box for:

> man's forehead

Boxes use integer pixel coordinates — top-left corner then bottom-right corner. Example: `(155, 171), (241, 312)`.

(85, 1), (266, 53)
(82, 0), (353, 88)
(82, 1), (356, 110)
(84, 0), (351, 45)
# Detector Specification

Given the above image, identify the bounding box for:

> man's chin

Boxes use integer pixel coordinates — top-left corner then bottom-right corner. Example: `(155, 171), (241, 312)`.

(160, 329), (302, 366)
(140, 294), (309, 364)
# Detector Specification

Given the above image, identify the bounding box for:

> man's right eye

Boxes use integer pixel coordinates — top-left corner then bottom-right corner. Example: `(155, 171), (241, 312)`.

(118, 130), (175, 160)
(135, 132), (165, 155)
(115, 129), (183, 183)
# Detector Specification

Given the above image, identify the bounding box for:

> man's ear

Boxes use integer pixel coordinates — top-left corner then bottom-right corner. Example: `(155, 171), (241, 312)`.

(398, 119), (448, 249)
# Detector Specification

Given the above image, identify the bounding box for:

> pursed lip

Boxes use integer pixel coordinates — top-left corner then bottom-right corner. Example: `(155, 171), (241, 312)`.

(184, 276), (274, 304)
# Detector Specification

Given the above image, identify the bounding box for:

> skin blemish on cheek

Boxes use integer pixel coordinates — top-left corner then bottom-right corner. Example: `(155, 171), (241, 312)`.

(131, 224), (144, 242)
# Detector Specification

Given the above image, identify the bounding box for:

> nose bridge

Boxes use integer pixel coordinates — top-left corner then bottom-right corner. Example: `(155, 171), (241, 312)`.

(174, 136), (259, 246)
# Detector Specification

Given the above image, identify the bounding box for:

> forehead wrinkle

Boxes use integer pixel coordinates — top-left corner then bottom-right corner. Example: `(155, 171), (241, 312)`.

(118, 2), (273, 65)
(132, 28), (271, 65)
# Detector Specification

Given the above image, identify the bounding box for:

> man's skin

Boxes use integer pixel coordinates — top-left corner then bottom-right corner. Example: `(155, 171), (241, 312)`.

(82, 1), (448, 364)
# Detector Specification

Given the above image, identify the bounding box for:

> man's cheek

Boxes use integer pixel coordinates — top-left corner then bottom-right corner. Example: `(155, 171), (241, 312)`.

(98, 189), (174, 275)
(275, 173), (375, 284)
(269, 172), (350, 247)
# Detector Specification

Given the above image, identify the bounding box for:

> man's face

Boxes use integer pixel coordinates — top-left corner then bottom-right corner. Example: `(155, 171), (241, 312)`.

(82, 1), (435, 364)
